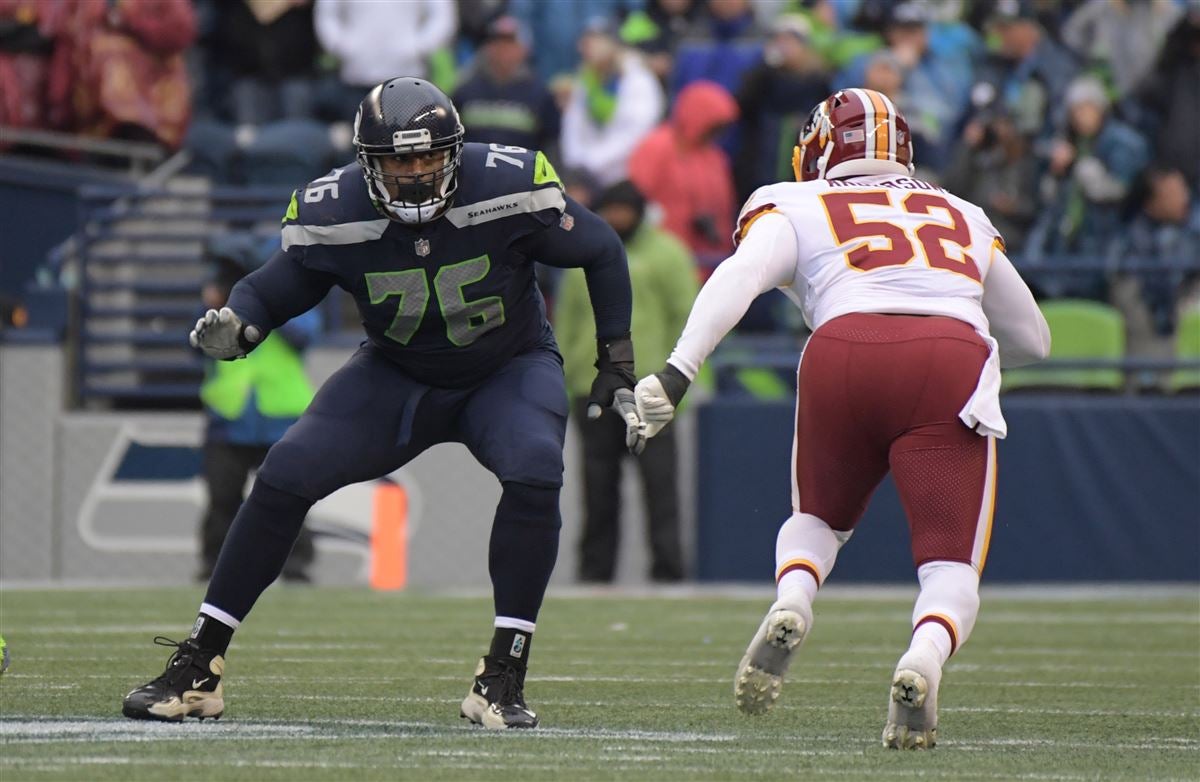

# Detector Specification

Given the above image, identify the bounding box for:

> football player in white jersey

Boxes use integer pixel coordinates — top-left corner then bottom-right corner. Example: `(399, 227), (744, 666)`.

(634, 88), (1050, 749)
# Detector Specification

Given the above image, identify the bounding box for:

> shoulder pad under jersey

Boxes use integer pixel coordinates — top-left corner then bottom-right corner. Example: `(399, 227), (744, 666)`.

(445, 142), (566, 229)
(281, 165), (386, 251)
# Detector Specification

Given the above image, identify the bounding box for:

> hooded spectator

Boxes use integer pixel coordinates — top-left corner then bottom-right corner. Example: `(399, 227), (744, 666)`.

(628, 79), (738, 276)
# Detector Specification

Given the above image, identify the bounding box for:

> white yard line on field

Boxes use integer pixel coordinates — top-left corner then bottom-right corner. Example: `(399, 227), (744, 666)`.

(5, 670), (1196, 691)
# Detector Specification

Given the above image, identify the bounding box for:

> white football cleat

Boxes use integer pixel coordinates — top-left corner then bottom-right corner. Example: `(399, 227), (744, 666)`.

(882, 644), (942, 749)
(734, 599), (812, 715)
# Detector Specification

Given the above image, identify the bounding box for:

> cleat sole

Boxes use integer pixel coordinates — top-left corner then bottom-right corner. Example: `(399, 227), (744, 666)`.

(890, 669), (928, 709)
(733, 609), (808, 716)
(882, 667), (937, 749)
(734, 665), (781, 715)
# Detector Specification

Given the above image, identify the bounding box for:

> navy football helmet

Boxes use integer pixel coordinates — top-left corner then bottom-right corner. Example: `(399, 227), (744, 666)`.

(353, 77), (465, 224)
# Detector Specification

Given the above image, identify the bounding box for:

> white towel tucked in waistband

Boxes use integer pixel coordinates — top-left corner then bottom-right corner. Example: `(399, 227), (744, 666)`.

(958, 333), (1007, 439)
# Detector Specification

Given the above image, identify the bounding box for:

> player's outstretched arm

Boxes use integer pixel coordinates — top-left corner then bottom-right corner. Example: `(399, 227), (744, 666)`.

(521, 196), (643, 453)
(635, 212), (798, 437)
(192, 249), (337, 361)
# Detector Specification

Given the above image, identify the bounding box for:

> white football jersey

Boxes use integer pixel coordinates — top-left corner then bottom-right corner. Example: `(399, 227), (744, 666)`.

(660, 172), (1049, 438)
(736, 174), (1004, 334)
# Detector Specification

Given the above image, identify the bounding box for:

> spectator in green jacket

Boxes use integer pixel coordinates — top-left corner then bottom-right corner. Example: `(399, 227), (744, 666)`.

(555, 180), (698, 582)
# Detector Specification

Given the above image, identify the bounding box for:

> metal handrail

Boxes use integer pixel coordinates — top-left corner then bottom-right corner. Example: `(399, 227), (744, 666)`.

(0, 125), (166, 167)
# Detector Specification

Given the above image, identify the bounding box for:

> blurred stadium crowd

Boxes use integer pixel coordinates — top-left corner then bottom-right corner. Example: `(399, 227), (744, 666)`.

(2, 0), (1198, 357)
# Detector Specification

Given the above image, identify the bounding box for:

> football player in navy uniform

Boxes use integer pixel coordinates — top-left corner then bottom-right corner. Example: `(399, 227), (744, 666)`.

(121, 78), (644, 729)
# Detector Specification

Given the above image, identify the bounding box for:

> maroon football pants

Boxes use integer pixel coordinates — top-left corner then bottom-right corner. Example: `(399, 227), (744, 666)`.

(795, 313), (997, 570)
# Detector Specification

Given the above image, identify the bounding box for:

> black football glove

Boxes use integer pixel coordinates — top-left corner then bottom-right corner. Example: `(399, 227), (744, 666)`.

(587, 335), (646, 455)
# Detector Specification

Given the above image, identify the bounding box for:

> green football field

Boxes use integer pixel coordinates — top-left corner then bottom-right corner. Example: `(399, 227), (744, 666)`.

(1, 586), (1197, 781)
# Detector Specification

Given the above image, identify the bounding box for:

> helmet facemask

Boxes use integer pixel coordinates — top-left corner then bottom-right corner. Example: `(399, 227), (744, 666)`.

(355, 118), (464, 224)
(793, 101), (833, 182)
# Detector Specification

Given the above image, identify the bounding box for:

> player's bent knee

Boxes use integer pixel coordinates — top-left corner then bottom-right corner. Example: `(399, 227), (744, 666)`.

(241, 477), (315, 534)
(495, 437), (565, 489)
(257, 440), (343, 502)
(498, 482), (562, 530)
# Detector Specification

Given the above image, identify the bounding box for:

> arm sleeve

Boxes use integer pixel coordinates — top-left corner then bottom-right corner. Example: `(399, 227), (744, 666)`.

(666, 212), (798, 380)
(275, 307), (324, 352)
(226, 249), (338, 339)
(517, 196), (632, 340)
(982, 247), (1052, 368)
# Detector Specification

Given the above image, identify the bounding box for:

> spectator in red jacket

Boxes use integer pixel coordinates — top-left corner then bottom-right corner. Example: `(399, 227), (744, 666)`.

(54, 0), (198, 149)
(629, 79), (738, 277)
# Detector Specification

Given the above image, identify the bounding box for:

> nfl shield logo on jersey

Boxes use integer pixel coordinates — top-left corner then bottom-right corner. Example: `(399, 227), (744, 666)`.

(415, 238), (431, 257)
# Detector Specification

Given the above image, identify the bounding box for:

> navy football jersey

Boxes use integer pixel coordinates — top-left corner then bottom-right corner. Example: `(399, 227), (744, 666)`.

(273, 143), (569, 387)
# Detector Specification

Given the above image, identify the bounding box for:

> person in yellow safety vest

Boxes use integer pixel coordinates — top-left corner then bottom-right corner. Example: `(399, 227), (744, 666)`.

(197, 235), (323, 582)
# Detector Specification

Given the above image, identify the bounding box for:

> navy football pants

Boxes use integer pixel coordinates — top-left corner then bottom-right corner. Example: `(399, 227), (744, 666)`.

(204, 343), (568, 624)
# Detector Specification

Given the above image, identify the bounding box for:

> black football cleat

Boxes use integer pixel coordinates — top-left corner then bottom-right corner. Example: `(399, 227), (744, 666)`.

(460, 655), (539, 729)
(122, 636), (225, 721)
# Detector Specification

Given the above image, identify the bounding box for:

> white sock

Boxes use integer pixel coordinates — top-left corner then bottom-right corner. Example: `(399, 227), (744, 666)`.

(198, 602), (240, 631)
(907, 560), (981, 666)
(494, 616), (536, 633)
(774, 512), (850, 607)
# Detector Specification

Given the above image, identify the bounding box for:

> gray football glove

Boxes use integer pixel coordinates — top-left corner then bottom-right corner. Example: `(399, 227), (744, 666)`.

(634, 364), (691, 438)
(586, 336), (646, 455)
(602, 387), (647, 455)
(188, 307), (262, 360)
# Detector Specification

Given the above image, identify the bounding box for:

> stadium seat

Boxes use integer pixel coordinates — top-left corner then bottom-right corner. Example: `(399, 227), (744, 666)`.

(1002, 299), (1126, 391)
(240, 119), (334, 186)
(184, 119), (239, 184)
(1166, 307), (1200, 392)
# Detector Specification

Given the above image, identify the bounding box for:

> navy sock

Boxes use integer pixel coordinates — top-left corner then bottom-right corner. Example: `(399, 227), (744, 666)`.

(489, 627), (533, 668)
(189, 613), (234, 656)
(203, 479), (315, 623)
(489, 482), (561, 624)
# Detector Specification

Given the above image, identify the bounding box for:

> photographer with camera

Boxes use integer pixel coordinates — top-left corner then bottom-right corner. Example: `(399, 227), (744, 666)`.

(943, 82), (1038, 254)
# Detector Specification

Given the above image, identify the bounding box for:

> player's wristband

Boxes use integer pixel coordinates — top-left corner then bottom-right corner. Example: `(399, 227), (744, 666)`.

(595, 334), (636, 385)
(656, 364), (691, 407)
